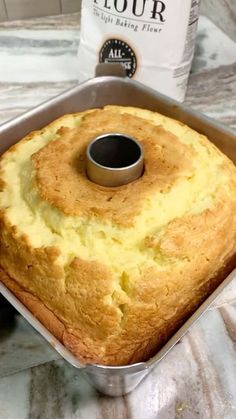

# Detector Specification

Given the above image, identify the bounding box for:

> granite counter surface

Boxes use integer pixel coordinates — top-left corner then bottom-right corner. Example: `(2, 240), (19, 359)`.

(0, 13), (236, 419)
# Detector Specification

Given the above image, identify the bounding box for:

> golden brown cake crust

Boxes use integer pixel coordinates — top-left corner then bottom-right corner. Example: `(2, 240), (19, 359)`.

(0, 106), (236, 366)
(1, 251), (236, 365)
(32, 109), (194, 226)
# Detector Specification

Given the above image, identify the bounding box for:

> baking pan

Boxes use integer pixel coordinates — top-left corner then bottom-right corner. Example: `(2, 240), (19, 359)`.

(0, 64), (236, 396)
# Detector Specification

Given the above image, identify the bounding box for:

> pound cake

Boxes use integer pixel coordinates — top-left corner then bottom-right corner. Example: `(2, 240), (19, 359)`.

(0, 106), (236, 365)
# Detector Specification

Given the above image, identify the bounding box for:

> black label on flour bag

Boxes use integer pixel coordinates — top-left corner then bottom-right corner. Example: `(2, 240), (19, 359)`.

(78, 0), (201, 101)
(99, 39), (137, 78)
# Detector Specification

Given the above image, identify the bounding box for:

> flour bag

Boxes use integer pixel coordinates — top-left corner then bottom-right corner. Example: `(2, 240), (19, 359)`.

(78, 1), (200, 102)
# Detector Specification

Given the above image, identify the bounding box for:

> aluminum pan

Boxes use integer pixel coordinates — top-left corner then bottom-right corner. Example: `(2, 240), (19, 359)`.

(1, 76), (236, 163)
(0, 70), (236, 396)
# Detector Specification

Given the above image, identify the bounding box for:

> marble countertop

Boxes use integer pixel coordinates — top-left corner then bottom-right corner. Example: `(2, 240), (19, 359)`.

(0, 12), (236, 419)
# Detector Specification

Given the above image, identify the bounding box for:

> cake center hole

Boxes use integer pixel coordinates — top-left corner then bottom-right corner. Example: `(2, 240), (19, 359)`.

(88, 134), (142, 169)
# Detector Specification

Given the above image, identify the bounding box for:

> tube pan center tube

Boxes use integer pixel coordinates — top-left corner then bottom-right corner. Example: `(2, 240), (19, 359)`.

(86, 133), (144, 187)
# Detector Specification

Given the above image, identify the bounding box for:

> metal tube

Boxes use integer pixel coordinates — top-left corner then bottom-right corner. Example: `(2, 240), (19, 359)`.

(86, 133), (144, 187)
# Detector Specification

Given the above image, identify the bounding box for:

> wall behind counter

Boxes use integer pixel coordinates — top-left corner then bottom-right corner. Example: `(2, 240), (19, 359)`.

(0, 0), (81, 21)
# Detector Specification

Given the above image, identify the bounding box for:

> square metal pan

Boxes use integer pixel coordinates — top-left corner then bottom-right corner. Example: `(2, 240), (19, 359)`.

(0, 65), (236, 396)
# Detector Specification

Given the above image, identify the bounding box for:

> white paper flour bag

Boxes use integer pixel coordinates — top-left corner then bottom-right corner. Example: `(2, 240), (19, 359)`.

(78, 0), (201, 102)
